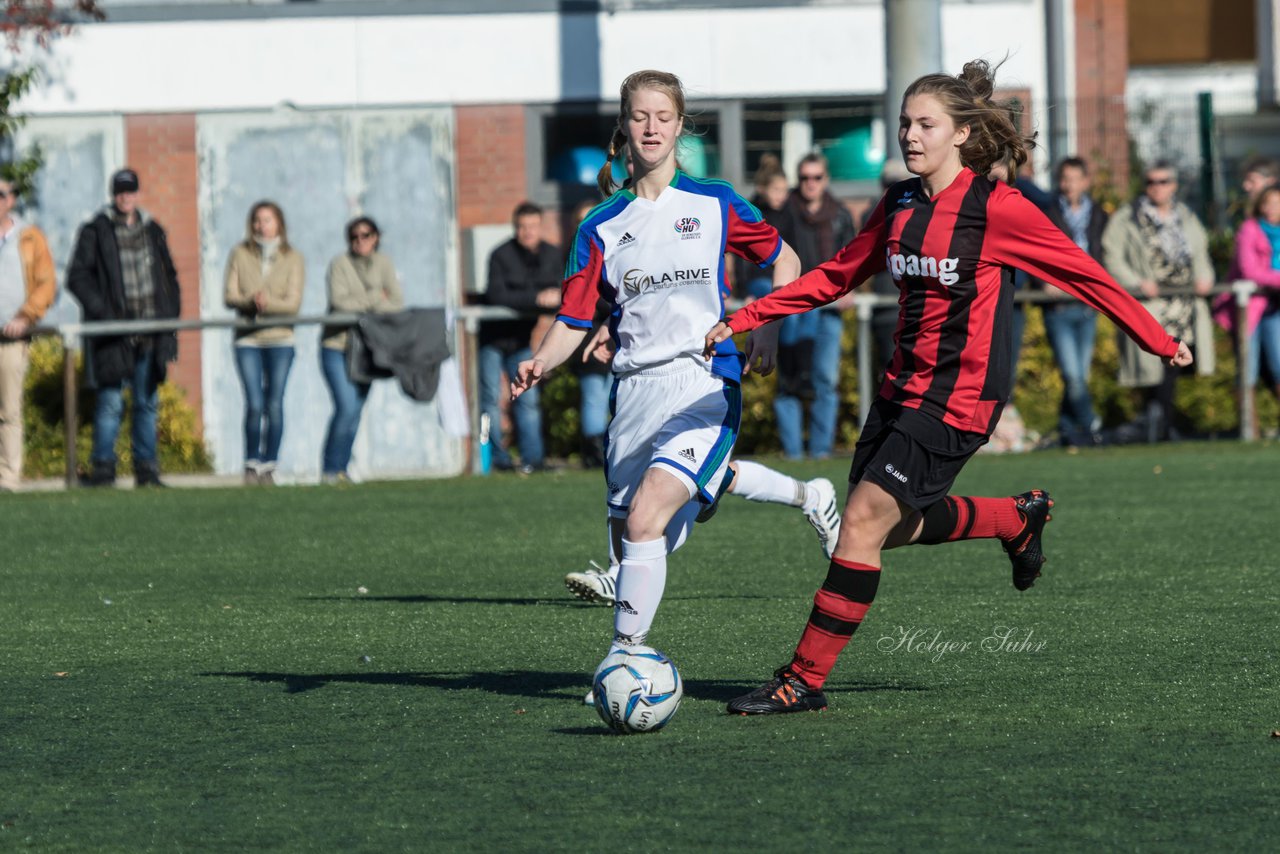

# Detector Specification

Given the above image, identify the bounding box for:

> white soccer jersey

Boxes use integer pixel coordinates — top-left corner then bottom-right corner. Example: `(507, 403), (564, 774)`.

(559, 171), (782, 383)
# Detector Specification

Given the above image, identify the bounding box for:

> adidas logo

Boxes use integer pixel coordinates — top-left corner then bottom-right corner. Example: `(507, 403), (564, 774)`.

(615, 599), (638, 616)
(616, 232), (636, 247)
(678, 448), (696, 463)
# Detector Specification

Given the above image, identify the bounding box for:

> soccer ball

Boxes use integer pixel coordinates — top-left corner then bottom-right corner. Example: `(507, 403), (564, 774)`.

(592, 646), (683, 734)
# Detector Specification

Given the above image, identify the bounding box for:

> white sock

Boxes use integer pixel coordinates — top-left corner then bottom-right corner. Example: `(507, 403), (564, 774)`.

(612, 537), (667, 649)
(729, 460), (807, 507)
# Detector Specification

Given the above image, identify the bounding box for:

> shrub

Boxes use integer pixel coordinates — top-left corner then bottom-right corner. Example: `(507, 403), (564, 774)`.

(22, 336), (212, 479)
(538, 306), (1270, 459)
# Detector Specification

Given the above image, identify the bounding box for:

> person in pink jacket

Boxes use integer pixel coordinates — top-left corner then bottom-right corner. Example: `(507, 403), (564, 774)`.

(1216, 186), (1280, 408)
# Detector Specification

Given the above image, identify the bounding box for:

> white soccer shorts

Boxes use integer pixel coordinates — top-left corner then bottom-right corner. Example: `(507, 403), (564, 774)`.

(604, 357), (741, 513)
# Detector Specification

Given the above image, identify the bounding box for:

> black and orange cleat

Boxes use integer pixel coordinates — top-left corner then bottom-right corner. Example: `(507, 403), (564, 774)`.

(726, 668), (828, 715)
(1005, 489), (1054, 590)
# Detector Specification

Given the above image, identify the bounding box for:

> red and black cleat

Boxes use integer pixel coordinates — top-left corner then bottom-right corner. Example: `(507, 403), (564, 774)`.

(1005, 489), (1054, 591)
(726, 668), (828, 716)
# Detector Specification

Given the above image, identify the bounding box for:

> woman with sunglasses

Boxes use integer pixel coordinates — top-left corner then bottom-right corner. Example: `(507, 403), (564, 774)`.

(319, 216), (404, 483)
(1102, 161), (1215, 442)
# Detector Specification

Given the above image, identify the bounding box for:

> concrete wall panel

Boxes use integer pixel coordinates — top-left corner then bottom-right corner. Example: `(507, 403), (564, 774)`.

(197, 108), (461, 481)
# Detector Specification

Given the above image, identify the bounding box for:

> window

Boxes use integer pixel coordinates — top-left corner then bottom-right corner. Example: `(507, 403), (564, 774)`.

(743, 98), (885, 187)
(528, 103), (726, 205)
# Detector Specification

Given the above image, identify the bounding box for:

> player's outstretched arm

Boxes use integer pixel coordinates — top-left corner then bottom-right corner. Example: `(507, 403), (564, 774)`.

(987, 188), (1185, 364)
(511, 320), (588, 399)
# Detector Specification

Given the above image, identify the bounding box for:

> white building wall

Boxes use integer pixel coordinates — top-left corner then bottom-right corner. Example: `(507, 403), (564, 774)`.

(19, 3), (1050, 115)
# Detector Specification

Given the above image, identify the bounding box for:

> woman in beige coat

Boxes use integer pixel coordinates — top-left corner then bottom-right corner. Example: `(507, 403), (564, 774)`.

(319, 216), (404, 482)
(1102, 161), (1215, 441)
(225, 201), (305, 484)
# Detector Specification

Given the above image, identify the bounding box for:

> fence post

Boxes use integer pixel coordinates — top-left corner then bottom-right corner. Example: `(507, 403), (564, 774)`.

(856, 294), (874, 429)
(1234, 280), (1256, 441)
(62, 335), (78, 488)
(1197, 91), (1217, 226)
(463, 313), (481, 474)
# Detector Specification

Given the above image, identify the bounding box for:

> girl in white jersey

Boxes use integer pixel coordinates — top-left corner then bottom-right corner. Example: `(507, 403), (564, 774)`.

(511, 69), (804, 668)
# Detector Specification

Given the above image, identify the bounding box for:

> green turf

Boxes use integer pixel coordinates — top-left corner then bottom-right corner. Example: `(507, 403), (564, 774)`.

(2, 444), (1278, 851)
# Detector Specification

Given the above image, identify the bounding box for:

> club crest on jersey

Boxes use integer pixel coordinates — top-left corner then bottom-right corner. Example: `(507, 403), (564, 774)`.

(885, 248), (960, 286)
(673, 216), (702, 239)
(621, 267), (712, 296)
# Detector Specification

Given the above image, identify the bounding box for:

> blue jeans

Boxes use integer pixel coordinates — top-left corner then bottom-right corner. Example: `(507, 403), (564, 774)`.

(1245, 305), (1280, 386)
(1043, 303), (1098, 441)
(774, 310), (843, 459)
(91, 347), (159, 464)
(479, 345), (544, 467)
(320, 346), (369, 475)
(579, 371), (610, 438)
(234, 345), (295, 465)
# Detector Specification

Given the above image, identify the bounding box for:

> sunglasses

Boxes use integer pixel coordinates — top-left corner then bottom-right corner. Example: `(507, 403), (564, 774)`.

(1146, 178), (1175, 187)
(799, 174), (826, 183)
(349, 230), (376, 241)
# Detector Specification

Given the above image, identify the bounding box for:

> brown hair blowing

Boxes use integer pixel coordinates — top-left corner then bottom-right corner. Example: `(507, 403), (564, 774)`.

(597, 69), (688, 197)
(903, 58), (1036, 180)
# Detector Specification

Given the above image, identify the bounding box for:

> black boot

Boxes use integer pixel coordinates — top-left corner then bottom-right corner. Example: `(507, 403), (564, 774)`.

(581, 434), (606, 469)
(134, 460), (166, 488)
(81, 459), (116, 488)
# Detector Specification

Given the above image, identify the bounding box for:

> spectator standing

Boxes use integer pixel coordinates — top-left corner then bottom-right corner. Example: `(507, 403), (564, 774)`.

(1214, 156), (1280, 434)
(1225, 187), (1280, 413)
(224, 201), (304, 485)
(480, 201), (560, 474)
(0, 174), (55, 492)
(68, 168), (181, 488)
(1103, 161), (1214, 441)
(1040, 157), (1109, 446)
(320, 216), (405, 483)
(777, 152), (855, 459)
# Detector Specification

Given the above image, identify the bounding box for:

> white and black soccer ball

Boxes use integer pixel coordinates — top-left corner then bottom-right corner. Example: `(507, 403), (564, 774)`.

(592, 646), (683, 734)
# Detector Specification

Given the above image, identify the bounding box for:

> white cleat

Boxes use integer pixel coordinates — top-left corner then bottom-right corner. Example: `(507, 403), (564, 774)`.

(804, 478), (841, 560)
(564, 560), (618, 606)
(583, 688), (595, 706)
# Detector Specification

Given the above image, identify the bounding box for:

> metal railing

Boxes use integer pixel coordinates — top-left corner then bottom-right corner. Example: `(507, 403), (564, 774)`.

(33, 281), (1264, 487)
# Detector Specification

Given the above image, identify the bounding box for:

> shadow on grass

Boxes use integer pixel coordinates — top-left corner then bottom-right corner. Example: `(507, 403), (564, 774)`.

(200, 670), (927, 704)
(302, 594), (778, 606)
(302, 595), (583, 607)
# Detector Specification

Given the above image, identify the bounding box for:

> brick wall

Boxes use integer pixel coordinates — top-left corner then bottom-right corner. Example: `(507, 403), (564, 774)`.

(1074, 0), (1131, 191)
(124, 114), (203, 429)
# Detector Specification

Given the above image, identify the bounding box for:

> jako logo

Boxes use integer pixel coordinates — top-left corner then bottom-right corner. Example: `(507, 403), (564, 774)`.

(885, 249), (960, 286)
(673, 216), (701, 235)
(622, 267), (711, 296)
(884, 463), (908, 483)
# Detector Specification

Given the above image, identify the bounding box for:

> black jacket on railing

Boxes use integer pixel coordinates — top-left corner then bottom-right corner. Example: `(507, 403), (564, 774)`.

(67, 210), (182, 388)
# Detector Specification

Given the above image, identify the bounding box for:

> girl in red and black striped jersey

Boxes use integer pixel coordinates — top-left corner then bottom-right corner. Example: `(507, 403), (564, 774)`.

(705, 60), (1193, 716)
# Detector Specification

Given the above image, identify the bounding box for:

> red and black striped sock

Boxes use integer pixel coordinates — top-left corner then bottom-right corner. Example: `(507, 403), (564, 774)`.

(789, 558), (882, 690)
(917, 496), (1024, 544)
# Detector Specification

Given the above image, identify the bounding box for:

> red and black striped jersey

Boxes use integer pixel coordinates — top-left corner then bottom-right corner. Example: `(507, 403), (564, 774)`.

(728, 167), (1180, 435)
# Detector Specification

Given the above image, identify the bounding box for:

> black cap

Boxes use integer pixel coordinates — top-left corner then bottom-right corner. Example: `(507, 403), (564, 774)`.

(111, 168), (140, 195)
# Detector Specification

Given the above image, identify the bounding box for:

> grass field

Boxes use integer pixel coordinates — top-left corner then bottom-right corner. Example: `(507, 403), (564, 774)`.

(2, 443), (1278, 851)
